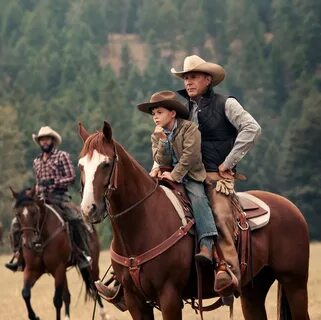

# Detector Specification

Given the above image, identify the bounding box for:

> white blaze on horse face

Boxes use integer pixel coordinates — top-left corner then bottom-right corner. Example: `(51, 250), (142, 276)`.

(22, 207), (29, 218)
(79, 150), (110, 217)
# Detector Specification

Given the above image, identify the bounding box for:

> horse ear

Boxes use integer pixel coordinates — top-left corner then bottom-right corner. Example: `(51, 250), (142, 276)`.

(78, 122), (90, 142)
(9, 186), (17, 199)
(103, 121), (112, 142)
(29, 186), (36, 198)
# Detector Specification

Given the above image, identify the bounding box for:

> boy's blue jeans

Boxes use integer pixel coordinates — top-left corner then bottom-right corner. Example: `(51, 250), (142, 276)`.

(184, 179), (218, 250)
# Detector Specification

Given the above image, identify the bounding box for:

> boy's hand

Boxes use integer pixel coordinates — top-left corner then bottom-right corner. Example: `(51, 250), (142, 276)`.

(154, 125), (167, 140)
(149, 167), (160, 178)
(161, 171), (174, 181)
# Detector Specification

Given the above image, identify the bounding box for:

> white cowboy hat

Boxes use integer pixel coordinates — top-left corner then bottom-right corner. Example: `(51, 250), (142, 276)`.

(32, 126), (62, 146)
(171, 55), (225, 86)
(137, 90), (189, 119)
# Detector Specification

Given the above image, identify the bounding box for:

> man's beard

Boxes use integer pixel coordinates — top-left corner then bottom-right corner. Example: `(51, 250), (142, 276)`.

(41, 143), (54, 153)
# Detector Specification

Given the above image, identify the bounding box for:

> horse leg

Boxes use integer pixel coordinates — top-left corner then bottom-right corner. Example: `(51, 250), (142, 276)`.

(240, 267), (275, 320)
(124, 290), (154, 320)
(62, 278), (71, 320)
(279, 275), (309, 319)
(22, 271), (41, 320)
(53, 267), (66, 320)
(159, 284), (182, 320)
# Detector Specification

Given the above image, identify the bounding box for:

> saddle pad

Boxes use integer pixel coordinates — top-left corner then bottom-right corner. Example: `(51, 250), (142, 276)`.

(236, 192), (270, 230)
(160, 185), (188, 226)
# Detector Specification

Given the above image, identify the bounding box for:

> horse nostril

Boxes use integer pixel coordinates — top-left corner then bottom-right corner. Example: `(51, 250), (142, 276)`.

(91, 204), (97, 211)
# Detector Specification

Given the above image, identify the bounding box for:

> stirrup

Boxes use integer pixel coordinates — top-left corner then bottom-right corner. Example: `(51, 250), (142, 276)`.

(78, 252), (92, 269)
(214, 262), (239, 296)
(83, 252), (92, 264)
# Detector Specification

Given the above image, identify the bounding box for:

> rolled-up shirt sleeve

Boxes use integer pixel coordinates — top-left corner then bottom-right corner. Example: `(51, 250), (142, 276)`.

(223, 97), (261, 169)
(55, 152), (75, 188)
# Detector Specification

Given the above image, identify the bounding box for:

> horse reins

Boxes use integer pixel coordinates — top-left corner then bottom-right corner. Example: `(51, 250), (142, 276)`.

(18, 200), (66, 251)
(103, 142), (159, 221)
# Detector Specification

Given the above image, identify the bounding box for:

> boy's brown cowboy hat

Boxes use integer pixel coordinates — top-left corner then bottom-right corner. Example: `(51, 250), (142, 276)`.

(137, 90), (189, 119)
(171, 55), (225, 86)
(32, 126), (62, 146)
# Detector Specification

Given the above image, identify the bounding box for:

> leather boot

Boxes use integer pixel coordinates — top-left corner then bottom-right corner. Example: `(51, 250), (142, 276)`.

(214, 261), (239, 296)
(5, 261), (20, 272)
(195, 245), (213, 265)
(95, 280), (128, 311)
(95, 281), (118, 299)
(5, 252), (23, 272)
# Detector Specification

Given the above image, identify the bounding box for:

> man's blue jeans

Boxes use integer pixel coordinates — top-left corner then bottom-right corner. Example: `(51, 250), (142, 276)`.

(184, 179), (218, 250)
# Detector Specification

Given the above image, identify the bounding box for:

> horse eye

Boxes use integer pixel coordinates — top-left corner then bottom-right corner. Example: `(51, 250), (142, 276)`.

(101, 161), (109, 168)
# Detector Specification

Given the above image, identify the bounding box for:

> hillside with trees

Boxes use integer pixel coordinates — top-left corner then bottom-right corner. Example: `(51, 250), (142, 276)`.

(0, 0), (320, 244)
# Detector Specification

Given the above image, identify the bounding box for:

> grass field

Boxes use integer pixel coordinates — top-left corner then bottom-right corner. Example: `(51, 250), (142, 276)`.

(0, 242), (320, 320)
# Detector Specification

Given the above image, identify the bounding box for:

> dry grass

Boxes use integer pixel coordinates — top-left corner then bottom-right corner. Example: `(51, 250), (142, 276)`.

(0, 242), (320, 320)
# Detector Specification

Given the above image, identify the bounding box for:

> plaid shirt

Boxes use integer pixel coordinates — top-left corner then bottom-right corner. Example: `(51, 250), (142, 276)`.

(33, 149), (75, 194)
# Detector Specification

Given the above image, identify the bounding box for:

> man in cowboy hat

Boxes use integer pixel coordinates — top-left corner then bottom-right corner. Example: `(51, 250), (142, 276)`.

(5, 126), (92, 271)
(168, 55), (262, 296)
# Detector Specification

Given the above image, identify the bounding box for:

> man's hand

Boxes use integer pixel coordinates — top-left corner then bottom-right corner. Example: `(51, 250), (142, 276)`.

(154, 125), (167, 140)
(161, 171), (174, 181)
(218, 163), (235, 180)
(39, 178), (54, 187)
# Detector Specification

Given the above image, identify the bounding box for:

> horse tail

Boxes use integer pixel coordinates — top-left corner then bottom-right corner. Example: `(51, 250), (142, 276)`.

(277, 283), (292, 320)
(79, 267), (96, 301)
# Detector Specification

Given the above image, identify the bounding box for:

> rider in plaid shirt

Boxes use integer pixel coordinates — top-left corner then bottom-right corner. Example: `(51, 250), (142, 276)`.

(5, 126), (92, 272)
(33, 148), (75, 195)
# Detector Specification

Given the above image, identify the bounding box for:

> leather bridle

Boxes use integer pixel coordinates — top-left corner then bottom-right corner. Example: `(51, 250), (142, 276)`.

(102, 141), (159, 221)
(17, 202), (45, 250)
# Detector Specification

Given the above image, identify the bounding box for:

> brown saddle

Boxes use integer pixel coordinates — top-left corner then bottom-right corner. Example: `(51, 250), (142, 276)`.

(238, 194), (268, 219)
(159, 178), (192, 217)
(233, 192), (270, 282)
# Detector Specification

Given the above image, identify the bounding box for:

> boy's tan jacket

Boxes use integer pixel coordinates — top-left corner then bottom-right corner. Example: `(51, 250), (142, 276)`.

(151, 119), (207, 183)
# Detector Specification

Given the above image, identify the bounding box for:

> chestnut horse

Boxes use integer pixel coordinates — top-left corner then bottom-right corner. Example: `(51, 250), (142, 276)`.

(78, 121), (310, 320)
(10, 187), (109, 320)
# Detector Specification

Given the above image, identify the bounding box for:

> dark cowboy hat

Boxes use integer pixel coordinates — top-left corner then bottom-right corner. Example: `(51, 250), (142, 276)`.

(137, 90), (189, 119)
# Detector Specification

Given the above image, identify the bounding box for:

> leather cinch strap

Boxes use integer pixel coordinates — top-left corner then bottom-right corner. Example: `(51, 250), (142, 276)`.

(110, 219), (194, 297)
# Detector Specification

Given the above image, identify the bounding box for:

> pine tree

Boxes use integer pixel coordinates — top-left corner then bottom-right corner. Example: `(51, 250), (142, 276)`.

(0, 104), (31, 229)
(278, 85), (321, 238)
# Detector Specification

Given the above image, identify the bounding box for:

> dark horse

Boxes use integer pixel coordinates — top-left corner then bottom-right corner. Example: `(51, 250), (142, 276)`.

(10, 187), (110, 320)
(78, 121), (310, 320)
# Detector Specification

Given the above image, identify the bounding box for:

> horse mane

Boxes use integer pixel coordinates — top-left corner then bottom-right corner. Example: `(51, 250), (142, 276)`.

(80, 130), (151, 178)
(79, 132), (108, 159)
(14, 188), (35, 208)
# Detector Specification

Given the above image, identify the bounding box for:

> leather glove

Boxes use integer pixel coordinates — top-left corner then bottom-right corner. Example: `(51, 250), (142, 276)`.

(39, 178), (54, 187)
(216, 179), (234, 195)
